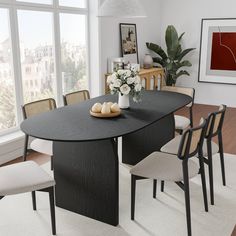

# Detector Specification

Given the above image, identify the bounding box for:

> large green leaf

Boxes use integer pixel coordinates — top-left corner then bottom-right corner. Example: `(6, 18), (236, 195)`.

(178, 60), (192, 67)
(165, 25), (179, 60)
(153, 57), (165, 67)
(174, 70), (190, 80)
(177, 48), (195, 61)
(146, 42), (168, 60)
(178, 32), (185, 42)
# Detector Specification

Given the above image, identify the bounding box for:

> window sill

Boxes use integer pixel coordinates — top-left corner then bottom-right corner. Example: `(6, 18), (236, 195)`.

(0, 130), (26, 165)
(0, 130), (25, 145)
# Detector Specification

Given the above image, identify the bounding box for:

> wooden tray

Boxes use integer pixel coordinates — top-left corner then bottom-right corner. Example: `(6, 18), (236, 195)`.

(90, 110), (121, 118)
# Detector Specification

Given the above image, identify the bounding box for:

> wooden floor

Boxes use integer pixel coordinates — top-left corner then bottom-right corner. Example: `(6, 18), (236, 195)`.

(2, 103), (236, 235)
(176, 103), (236, 154)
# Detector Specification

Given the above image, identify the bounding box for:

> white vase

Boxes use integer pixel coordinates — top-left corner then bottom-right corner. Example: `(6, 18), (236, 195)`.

(118, 93), (130, 109)
(143, 54), (153, 69)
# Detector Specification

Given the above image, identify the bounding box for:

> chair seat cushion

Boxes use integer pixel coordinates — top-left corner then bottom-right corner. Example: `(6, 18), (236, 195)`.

(130, 152), (199, 182)
(174, 115), (190, 130)
(30, 139), (53, 156)
(161, 136), (219, 157)
(0, 161), (55, 196)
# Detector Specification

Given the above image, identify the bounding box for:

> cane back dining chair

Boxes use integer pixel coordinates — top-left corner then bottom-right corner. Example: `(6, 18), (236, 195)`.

(130, 118), (208, 236)
(22, 98), (57, 170)
(63, 90), (90, 106)
(161, 104), (227, 205)
(162, 86), (195, 134)
(0, 161), (56, 235)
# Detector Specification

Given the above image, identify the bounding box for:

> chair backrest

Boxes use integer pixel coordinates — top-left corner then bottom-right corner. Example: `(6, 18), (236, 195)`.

(63, 90), (90, 106)
(205, 104), (226, 138)
(177, 118), (206, 159)
(162, 86), (195, 107)
(22, 98), (56, 119)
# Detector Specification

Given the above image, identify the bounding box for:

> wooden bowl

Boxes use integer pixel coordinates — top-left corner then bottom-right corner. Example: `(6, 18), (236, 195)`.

(90, 110), (121, 118)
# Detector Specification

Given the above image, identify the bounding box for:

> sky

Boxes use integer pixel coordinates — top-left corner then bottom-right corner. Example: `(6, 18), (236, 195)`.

(0, 3), (87, 49)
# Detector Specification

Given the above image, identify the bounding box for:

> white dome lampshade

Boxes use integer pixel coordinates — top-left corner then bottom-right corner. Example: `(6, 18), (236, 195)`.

(98, 0), (147, 18)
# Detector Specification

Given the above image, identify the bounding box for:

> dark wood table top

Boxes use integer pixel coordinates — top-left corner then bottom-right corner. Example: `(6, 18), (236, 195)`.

(20, 91), (192, 142)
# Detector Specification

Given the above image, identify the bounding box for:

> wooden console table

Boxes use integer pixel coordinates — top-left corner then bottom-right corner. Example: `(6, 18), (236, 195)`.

(105, 68), (165, 94)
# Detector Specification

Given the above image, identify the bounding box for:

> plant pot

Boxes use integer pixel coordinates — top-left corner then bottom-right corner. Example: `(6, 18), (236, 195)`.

(118, 93), (130, 109)
(165, 72), (175, 86)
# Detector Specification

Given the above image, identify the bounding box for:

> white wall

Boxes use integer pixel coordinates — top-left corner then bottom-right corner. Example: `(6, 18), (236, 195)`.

(99, 0), (161, 94)
(160, 0), (236, 107)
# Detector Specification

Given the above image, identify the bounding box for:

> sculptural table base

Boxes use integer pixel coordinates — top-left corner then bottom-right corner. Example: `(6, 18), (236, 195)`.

(53, 113), (175, 226)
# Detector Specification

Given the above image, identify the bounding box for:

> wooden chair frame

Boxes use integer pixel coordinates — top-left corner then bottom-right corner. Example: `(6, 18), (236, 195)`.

(131, 120), (208, 236)
(203, 104), (227, 205)
(63, 90), (90, 106)
(0, 186), (56, 235)
(22, 98), (57, 170)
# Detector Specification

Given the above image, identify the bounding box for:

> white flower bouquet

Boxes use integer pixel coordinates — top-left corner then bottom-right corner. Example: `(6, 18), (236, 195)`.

(107, 67), (143, 102)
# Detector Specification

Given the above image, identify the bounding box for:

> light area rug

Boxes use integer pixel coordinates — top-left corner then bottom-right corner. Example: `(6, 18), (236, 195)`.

(0, 153), (236, 236)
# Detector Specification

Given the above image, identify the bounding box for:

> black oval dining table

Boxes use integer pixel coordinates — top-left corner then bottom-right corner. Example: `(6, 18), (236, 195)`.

(21, 90), (192, 226)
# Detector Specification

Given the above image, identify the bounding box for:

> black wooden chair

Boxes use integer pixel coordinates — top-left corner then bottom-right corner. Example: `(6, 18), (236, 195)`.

(0, 161), (56, 235)
(22, 98), (57, 170)
(130, 118), (208, 236)
(162, 86), (195, 133)
(63, 90), (90, 106)
(161, 104), (227, 205)
(202, 104), (227, 205)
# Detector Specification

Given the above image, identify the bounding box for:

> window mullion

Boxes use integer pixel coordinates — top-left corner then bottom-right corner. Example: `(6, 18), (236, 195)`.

(53, 0), (63, 106)
(9, 5), (24, 124)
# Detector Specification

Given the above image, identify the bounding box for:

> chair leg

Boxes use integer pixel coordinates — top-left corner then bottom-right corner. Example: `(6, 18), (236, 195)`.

(183, 163), (192, 236)
(207, 140), (214, 205)
(51, 156), (54, 171)
(23, 135), (29, 162)
(131, 174), (136, 220)
(31, 191), (37, 211)
(153, 179), (157, 198)
(218, 132), (226, 186)
(198, 154), (208, 212)
(49, 187), (56, 235)
(161, 180), (165, 192)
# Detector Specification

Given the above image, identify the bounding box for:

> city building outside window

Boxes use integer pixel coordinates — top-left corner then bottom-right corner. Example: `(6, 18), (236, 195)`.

(0, 0), (89, 134)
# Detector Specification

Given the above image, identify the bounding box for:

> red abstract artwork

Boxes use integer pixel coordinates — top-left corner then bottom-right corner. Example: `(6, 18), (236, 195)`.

(210, 32), (236, 71)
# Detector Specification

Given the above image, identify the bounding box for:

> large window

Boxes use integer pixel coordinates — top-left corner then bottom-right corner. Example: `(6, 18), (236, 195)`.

(0, 8), (17, 132)
(18, 10), (55, 102)
(60, 13), (87, 93)
(0, 0), (89, 135)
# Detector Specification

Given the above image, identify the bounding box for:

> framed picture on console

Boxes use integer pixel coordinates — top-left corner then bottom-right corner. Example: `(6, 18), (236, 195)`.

(120, 23), (139, 64)
(198, 18), (236, 85)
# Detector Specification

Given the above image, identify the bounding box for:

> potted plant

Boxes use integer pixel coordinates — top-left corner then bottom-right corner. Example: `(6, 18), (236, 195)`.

(146, 25), (195, 86)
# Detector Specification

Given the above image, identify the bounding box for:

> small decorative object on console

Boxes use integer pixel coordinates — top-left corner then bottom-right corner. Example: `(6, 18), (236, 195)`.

(143, 54), (153, 69)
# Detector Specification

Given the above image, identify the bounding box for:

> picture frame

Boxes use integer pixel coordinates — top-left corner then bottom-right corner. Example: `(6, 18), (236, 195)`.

(198, 18), (236, 85)
(120, 23), (139, 64)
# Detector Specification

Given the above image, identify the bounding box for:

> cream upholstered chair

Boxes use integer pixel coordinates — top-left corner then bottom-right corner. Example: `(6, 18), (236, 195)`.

(130, 118), (208, 236)
(0, 161), (56, 235)
(162, 86), (195, 133)
(22, 98), (57, 170)
(161, 105), (227, 205)
(63, 90), (90, 106)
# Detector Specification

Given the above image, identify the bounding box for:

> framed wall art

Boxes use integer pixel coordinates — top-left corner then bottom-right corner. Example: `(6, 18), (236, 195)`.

(120, 23), (139, 64)
(198, 18), (236, 85)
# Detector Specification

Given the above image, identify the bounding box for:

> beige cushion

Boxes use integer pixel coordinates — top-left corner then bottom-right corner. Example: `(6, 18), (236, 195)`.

(30, 139), (53, 156)
(161, 135), (182, 154)
(0, 161), (55, 196)
(130, 152), (199, 182)
(174, 115), (190, 130)
(161, 136), (219, 157)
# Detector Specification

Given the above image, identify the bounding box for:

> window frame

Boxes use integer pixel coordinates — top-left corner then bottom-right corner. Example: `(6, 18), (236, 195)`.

(0, 0), (90, 136)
